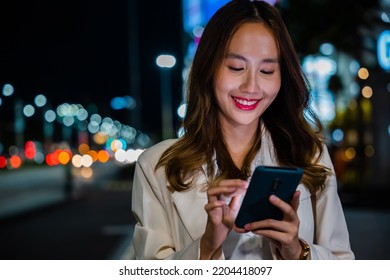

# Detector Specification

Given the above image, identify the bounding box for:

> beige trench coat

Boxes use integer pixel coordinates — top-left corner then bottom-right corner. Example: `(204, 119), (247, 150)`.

(130, 130), (354, 260)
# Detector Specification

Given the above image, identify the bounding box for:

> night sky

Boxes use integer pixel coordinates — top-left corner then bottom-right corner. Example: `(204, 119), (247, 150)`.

(1, 0), (382, 145)
(0, 0), (183, 143)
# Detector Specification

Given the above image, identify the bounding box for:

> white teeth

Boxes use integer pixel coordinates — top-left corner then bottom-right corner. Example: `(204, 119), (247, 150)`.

(233, 97), (258, 106)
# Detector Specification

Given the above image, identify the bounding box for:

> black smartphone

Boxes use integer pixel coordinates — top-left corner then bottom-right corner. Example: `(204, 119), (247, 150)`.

(235, 165), (303, 228)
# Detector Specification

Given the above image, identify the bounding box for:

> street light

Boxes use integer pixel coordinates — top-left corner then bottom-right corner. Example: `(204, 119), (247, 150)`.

(156, 54), (176, 139)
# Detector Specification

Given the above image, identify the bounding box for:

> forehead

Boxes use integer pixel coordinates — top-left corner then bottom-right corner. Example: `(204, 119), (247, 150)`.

(226, 22), (278, 58)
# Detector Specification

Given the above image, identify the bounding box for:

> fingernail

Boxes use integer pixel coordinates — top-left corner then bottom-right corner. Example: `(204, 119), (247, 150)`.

(269, 195), (277, 202)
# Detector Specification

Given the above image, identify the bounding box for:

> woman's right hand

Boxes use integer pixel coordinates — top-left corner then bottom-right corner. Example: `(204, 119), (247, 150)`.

(200, 179), (248, 259)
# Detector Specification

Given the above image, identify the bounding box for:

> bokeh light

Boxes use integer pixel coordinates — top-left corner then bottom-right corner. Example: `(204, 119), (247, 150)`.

(23, 104), (35, 117)
(345, 147), (356, 160)
(332, 129), (344, 143)
(44, 110), (56, 122)
(81, 154), (93, 167)
(58, 150), (71, 165)
(34, 94), (47, 107)
(93, 132), (108, 145)
(80, 167), (93, 179)
(156, 54), (176, 68)
(10, 155), (22, 169)
(358, 67), (369, 80)
(87, 150), (98, 162)
(76, 108), (89, 121)
(177, 103), (187, 119)
(0, 156), (7, 168)
(24, 141), (37, 160)
(362, 86), (373, 98)
(97, 150), (110, 163)
(78, 143), (90, 155)
(72, 154), (83, 168)
(2, 83), (14, 97)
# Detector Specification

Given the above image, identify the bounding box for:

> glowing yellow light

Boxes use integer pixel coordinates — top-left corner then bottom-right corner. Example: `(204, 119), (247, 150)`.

(97, 150), (110, 163)
(358, 67), (369, 80)
(93, 132), (108, 145)
(361, 86), (373, 98)
(345, 147), (356, 160)
(87, 150), (98, 162)
(80, 167), (93, 179)
(78, 143), (90, 155)
(58, 151), (71, 165)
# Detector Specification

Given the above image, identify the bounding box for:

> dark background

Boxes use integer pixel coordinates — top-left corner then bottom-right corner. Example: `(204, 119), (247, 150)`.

(0, 0), (384, 140)
(0, 0), (183, 141)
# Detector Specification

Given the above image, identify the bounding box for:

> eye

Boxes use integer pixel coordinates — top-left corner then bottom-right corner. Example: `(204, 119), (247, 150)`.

(261, 70), (275, 75)
(228, 66), (244, 72)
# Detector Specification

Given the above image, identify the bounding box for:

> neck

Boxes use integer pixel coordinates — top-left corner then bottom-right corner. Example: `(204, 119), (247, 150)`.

(220, 121), (259, 169)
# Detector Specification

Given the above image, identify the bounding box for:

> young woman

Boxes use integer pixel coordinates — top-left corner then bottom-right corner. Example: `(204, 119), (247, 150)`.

(130, 0), (354, 260)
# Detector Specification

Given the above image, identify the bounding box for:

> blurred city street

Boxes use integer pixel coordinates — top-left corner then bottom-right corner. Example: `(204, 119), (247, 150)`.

(0, 163), (136, 260)
(0, 163), (389, 260)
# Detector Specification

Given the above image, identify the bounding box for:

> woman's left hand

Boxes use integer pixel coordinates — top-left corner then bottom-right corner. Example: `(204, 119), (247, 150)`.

(234, 190), (302, 260)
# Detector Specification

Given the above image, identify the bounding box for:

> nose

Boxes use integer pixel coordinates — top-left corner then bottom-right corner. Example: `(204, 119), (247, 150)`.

(239, 71), (259, 94)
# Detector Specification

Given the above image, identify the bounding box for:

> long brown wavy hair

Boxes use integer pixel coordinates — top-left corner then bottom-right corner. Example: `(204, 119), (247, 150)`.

(156, 0), (331, 194)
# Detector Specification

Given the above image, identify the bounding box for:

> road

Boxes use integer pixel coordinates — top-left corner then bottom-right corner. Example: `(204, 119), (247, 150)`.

(0, 162), (135, 260)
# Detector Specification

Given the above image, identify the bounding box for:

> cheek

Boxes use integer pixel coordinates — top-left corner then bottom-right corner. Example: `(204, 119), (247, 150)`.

(264, 79), (281, 99)
(214, 76), (233, 97)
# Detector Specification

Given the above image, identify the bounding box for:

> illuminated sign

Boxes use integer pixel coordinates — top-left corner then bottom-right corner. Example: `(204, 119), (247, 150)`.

(182, 0), (278, 33)
(378, 30), (390, 71)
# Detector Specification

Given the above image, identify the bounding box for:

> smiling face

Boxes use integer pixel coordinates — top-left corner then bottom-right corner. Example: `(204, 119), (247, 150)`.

(214, 22), (281, 133)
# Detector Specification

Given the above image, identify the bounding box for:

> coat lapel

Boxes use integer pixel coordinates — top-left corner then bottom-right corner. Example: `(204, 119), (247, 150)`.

(171, 182), (208, 241)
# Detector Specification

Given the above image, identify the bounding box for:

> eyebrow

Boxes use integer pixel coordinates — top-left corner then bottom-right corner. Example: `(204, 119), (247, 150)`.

(225, 53), (279, 64)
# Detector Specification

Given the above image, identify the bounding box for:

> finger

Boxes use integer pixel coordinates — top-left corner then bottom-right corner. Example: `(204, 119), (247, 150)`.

(233, 225), (248, 233)
(204, 200), (226, 212)
(207, 186), (235, 203)
(207, 180), (248, 199)
(290, 191), (300, 212)
(244, 218), (285, 232)
(207, 186), (236, 197)
(219, 179), (249, 189)
(249, 227), (290, 243)
(268, 195), (296, 220)
(217, 180), (248, 197)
